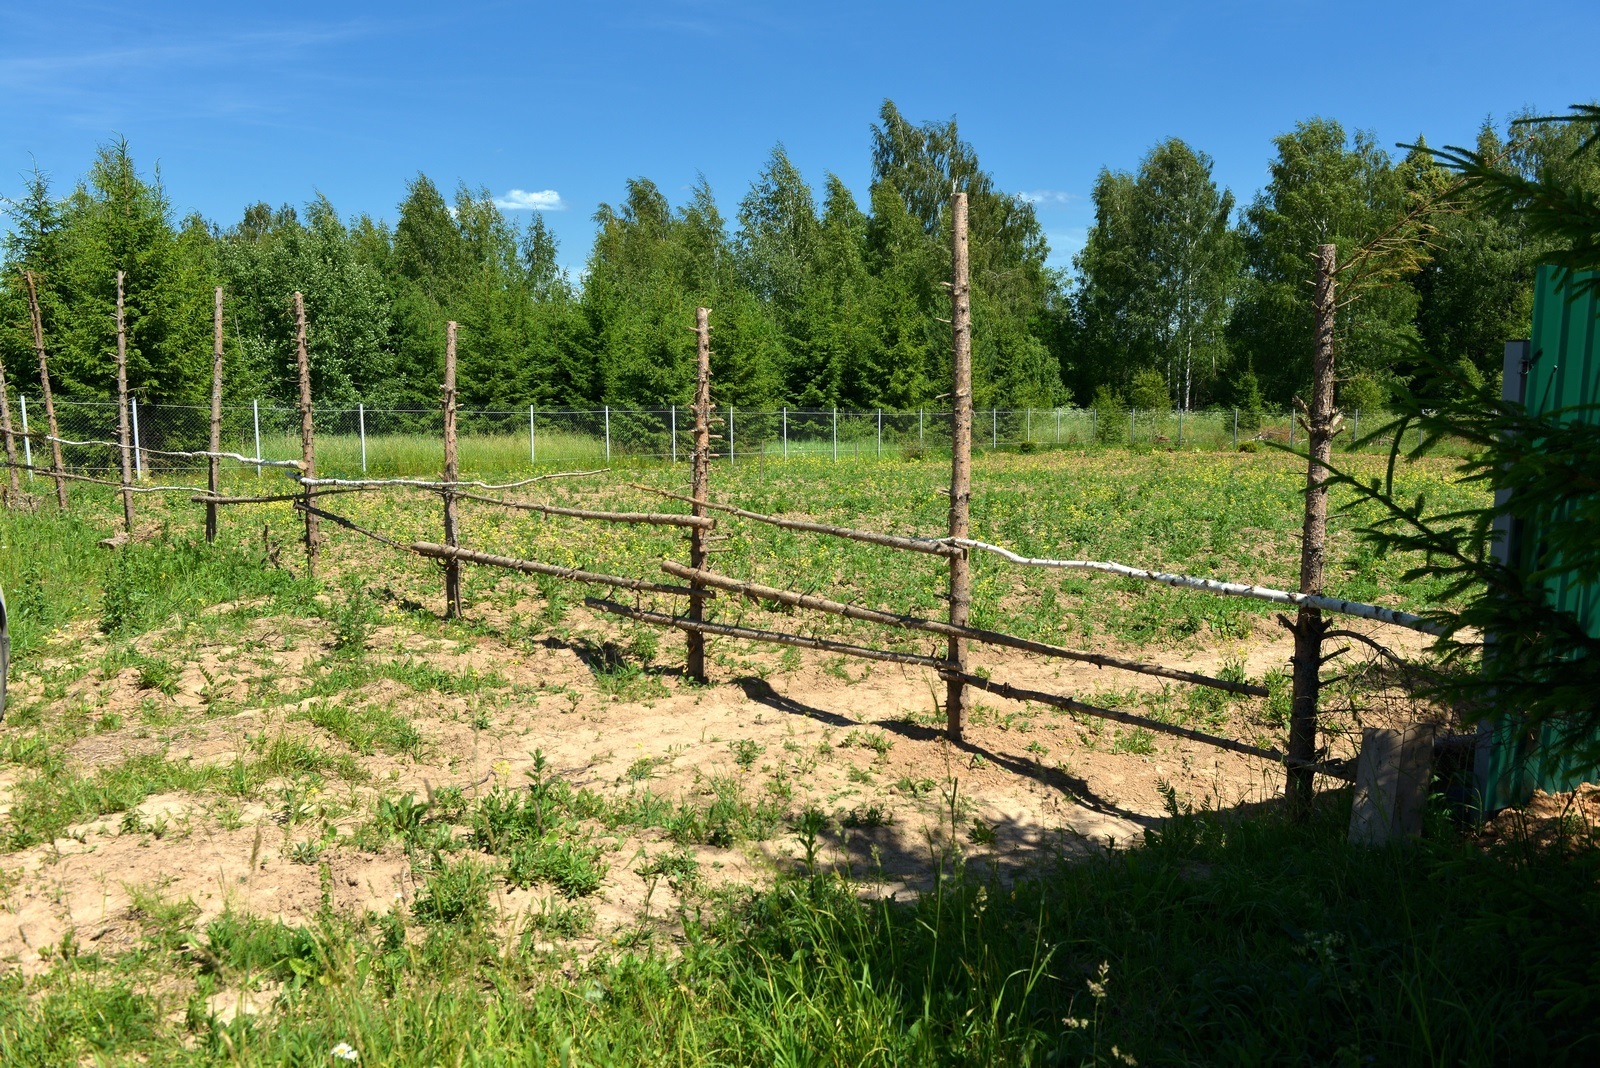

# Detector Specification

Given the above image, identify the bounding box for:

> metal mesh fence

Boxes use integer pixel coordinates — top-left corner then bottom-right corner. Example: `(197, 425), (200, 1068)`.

(5, 396), (1418, 481)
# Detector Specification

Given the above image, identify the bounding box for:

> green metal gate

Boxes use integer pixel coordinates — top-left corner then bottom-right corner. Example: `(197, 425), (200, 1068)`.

(1478, 265), (1600, 810)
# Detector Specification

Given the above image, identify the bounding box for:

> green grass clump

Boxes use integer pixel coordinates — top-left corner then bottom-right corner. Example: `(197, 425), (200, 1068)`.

(100, 536), (306, 636)
(412, 857), (494, 929)
(504, 837), (606, 898)
(0, 510), (102, 658)
(1, 752), (232, 850)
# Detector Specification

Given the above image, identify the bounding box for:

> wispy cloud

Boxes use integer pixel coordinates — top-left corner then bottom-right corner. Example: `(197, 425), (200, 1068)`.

(1017, 189), (1078, 206)
(494, 188), (565, 211)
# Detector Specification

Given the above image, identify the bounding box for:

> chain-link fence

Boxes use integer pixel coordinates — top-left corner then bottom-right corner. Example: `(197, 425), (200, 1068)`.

(7, 397), (1419, 481)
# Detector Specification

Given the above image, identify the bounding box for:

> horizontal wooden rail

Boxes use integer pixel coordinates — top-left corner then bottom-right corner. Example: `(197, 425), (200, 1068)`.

(299, 470), (606, 492)
(585, 597), (944, 669)
(26, 433), (304, 470)
(634, 483), (960, 557)
(3, 460), (198, 494)
(192, 487), (372, 505)
(453, 491), (714, 528)
(955, 537), (1444, 635)
(662, 562), (1265, 697)
(410, 542), (703, 598)
(943, 669), (1294, 765)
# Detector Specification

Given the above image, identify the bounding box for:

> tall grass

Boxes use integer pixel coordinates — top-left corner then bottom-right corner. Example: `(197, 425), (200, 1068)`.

(0, 508), (103, 658)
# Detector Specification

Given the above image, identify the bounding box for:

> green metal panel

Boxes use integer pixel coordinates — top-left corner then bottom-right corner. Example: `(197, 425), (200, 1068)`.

(1480, 265), (1600, 809)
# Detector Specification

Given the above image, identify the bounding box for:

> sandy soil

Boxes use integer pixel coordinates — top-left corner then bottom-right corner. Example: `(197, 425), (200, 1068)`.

(0, 598), (1436, 977)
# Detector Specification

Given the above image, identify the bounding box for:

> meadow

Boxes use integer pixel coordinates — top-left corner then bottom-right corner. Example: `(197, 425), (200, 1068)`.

(1, 443), (1595, 1066)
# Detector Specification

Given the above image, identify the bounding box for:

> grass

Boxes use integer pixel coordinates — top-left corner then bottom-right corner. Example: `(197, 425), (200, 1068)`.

(0, 795), (1594, 1065)
(3, 446), (1561, 1066)
(3, 446), (1485, 656)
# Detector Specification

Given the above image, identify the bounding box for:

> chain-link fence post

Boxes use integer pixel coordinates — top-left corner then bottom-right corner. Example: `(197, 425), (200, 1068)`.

(19, 396), (31, 481)
(131, 396), (143, 480)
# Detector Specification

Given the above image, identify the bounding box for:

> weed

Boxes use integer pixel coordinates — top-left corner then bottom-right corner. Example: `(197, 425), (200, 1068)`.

(893, 775), (936, 797)
(636, 847), (700, 893)
(626, 755), (666, 782)
(505, 837), (606, 897)
(522, 897), (595, 940)
(1110, 728), (1156, 756)
(288, 840), (323, 865)
(412, 857), (493, 929)
(728, 738), (765, 770)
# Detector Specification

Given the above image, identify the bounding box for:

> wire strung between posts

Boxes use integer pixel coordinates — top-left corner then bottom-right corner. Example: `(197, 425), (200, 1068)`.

(951, 537), (1444, 635)
(30, 433), (305, 470)
(296, 470), (607, 492)
(662, 561), (1267, 696)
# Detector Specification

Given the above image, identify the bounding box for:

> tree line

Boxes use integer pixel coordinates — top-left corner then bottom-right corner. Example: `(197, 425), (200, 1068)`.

(2, 100), (1594, 415)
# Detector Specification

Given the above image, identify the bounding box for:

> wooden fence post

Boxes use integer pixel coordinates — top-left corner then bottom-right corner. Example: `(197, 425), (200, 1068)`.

(946, 192), (974, 744)
(23, 271), (67, 511)
(205, 285), (224, 542)
(686, 308), (712, 683)
(114, 272), (136, 532)
(294, 291), (318, 577)
(442, 321), (462, 618)
(0, 322), (21, 504)
(1287, 244), (1339, 815)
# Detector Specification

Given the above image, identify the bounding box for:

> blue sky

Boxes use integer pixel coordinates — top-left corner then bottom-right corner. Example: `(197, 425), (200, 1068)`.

(2, 1), (1595, 275)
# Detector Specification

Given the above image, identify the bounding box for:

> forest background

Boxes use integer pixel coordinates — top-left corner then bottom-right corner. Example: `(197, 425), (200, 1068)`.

(3, 99), (1596, 420)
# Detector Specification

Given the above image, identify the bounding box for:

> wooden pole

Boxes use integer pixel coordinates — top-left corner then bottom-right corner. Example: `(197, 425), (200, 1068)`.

(590, 598), (943, 671)
(0, 323), (20, 504)
(412, 543), (699, 598)
(1287, 244), (1338, 815)
(946, 192), (973, 743)
(294, 291), (318, 577)
(686, 307), (712, 682)
(205, 285), (224, 542)
(442, 321), (462, 618)
(23, 271), (67, 511)
(662, 562), (1267, 696)
(114, 272), (135, 532)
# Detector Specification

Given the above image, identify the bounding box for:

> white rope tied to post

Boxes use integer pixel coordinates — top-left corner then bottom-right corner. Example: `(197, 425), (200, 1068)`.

(296, 469), (607, 492)
(952, 537), (1445, 635)
(39, 434), (305, 470)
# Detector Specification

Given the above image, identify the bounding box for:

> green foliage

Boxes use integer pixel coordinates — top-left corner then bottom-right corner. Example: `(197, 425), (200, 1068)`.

(1126, 368), (1171, 411)
(1339, 374), (1388, 413)
(0, 510), (101, 658)
(100, 536), (303, 636)
(12, 798), (1594, 1066)
(1228, 118), (1421, 403)
(412, 856), (493, 929)
(1089, 385), (1126, 443)
(504, 837), (606, 898)
(1072, 138), (1240, 407)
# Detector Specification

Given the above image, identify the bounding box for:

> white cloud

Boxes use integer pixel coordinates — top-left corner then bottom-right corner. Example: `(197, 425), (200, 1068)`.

(1017, 189), (1078, 206)
(494, 188), (565, 211)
